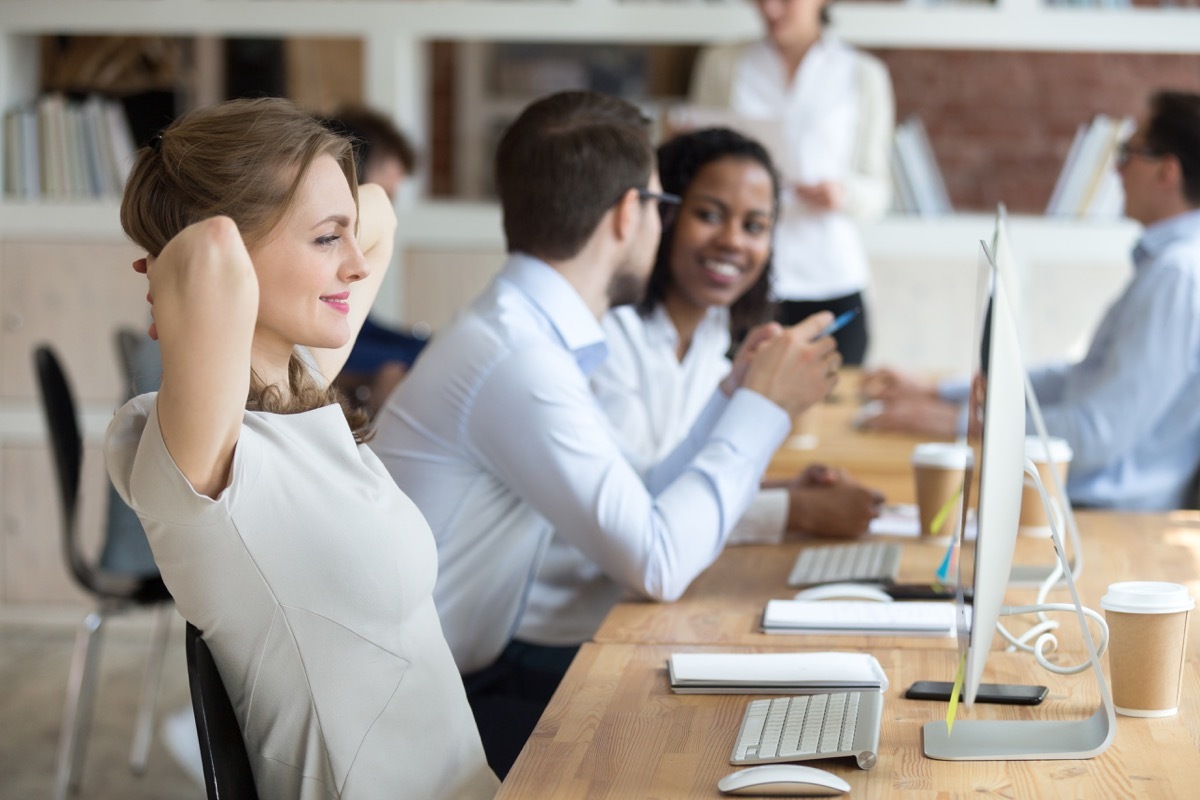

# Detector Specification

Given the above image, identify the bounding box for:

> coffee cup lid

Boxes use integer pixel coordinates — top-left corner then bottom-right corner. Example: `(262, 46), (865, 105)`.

(1024, 436), (1073, 463)
(1101, 581), (1195, 614)
(911, 442), (973, 469)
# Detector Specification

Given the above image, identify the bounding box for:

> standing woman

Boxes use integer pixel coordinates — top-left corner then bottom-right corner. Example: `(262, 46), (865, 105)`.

(105, 98), (497, 799)
(690, 0), (895, 364)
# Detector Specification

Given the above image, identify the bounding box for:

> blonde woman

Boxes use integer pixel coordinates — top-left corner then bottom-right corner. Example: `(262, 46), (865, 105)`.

(105, 98), (497, 799)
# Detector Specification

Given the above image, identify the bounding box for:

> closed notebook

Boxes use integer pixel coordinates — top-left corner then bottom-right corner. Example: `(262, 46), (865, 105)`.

(668, 651), (888, 694)
(762, 600), (956, 637)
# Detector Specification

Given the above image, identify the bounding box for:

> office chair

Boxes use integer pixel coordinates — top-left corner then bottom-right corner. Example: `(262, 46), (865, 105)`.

(185, 623), (260, 800)
(33, 344), (173, 800)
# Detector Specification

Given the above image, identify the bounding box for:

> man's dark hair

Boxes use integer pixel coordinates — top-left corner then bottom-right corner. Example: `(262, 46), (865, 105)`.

(1145, 90), (1200, 206)
(495, 90), (655, 260)
(325, 106), (417, 182)
(640, 127), (779, 345)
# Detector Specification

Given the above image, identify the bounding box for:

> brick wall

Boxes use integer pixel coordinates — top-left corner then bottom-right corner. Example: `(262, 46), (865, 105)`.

(429, 44), (1200, 210)
(872, 49), (1200, 212)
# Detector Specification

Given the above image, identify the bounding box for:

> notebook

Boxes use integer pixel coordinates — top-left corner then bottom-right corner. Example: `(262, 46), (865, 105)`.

(667, 651), (889, 695)
(762, 600), (956, 637)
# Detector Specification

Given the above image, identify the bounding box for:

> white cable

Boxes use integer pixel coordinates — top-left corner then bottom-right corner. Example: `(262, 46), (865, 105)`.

(1000, 602), (1109, 675)
(992, 460), (1109, 675)
(999, 543), (1067, 653)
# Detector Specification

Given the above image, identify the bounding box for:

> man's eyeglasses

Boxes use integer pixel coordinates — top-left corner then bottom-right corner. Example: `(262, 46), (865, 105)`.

(637, 188), (681, 207)
(1115, 141), (1163, 168)
(636, 188), (682, 223)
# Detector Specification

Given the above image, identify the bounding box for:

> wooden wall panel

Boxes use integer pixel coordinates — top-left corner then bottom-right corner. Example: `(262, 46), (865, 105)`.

(1, 239), (146, 403)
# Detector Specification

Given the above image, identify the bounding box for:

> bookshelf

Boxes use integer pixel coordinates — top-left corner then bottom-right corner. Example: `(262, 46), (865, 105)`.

(0, 0), (1188, 609)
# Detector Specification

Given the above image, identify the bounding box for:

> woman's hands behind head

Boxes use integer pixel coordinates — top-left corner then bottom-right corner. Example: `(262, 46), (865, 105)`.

(137, 216), (258, 345)
(137, 217), (258, 499)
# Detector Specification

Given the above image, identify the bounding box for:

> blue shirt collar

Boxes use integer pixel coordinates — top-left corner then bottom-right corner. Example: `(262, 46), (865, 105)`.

(1132, 208), (1200, 269)
(501, 253), (608, 376)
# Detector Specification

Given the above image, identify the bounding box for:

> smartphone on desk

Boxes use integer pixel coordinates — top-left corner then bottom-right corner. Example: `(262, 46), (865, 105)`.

(905, 680), (1048, 705)
(885, 584), (972, 603)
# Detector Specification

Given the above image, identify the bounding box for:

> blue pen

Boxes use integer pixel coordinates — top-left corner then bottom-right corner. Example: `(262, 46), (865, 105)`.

(813, 307), (860, 341)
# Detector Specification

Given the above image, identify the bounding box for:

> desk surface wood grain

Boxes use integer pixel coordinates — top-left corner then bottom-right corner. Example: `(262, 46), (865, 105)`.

(497, 643), (1200, 799)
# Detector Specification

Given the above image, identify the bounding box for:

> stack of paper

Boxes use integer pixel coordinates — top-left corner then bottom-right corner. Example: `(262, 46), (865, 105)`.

(762, 600), (956, 637)
(668, 651), (888, 695)
(868, 503), (978, 540)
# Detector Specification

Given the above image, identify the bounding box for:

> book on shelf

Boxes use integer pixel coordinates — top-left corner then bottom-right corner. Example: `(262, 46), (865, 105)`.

(3, 93), (136, 202)
(1046, 114), (1133, 219)
(890, 116), (952, 216)
(667, 651), (889, 695)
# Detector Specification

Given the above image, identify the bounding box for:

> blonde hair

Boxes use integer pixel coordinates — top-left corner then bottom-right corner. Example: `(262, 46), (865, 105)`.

(120, 97), (369, 440)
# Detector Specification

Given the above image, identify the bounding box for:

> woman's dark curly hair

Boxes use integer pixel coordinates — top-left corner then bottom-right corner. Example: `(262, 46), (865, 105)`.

(638, 127), (780, 345)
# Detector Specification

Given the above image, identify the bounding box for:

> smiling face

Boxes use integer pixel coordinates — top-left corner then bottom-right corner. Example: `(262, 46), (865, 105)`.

(663, 156), (774, 319)
(249, 154), (368, 364)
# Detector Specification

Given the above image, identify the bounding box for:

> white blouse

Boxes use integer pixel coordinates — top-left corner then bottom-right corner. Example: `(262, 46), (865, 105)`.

(690, 35), (895, 301)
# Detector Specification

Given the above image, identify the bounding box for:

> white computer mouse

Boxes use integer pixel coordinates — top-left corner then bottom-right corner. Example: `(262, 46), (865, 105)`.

(793, 583), (893, 603)
(717, 764), (851, 796)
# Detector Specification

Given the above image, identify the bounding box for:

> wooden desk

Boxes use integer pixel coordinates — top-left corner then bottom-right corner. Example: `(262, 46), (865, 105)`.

(497, 642), (1200, 799)
(596, 511), (1200, 659)
(768, 402), (940, 505)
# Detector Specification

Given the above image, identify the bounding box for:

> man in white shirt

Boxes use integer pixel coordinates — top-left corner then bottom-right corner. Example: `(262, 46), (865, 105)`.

(371, 91), (841, 775)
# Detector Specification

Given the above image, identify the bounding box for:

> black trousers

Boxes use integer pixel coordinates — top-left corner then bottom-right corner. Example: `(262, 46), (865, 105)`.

(463, 639), (579, 779)
(777, 291), (868, 366)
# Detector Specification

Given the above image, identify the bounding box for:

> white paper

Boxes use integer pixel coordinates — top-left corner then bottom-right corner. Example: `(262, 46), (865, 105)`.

(668, 651), (888, 695)
(763, 599), (956, 637)
(868, 503), (977, 541)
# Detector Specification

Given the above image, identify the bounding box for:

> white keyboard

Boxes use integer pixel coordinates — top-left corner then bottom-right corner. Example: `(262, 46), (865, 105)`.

(787, 542), (902, 587)
(730, 691), (882, 770)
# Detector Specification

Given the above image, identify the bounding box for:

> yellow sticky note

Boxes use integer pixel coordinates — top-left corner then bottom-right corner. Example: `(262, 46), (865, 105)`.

(946, 651), (966, 735)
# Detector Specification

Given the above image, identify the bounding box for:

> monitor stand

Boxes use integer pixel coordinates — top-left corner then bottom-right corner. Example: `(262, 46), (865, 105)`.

(922, 464), (1116, 761)
(1009, 370), (1083, 588)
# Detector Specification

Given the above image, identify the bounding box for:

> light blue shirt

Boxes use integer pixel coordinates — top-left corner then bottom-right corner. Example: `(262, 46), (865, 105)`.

(371, 254), (792, 673)
(941, 209), (1200, 510)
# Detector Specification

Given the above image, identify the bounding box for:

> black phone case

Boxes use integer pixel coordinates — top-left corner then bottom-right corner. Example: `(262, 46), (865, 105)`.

(904, 680), (1047, 705)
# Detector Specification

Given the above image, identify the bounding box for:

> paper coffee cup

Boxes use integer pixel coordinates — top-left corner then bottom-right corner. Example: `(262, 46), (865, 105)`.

(911, 443), (972, 539)
(1101, 581), (1194, 717)
(1019, 436), (1073, 537)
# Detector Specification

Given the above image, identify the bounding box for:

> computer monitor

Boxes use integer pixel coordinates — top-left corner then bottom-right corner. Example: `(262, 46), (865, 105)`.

(922, 240), (1115, 761)
(990, 208), (1086, 588)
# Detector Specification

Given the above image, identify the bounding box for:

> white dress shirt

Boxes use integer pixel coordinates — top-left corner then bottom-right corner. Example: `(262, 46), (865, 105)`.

(517, 305), (790, 645)
(690, 35), (895, 301)
(938, 209), (1200, 510)
(371, 255), (792, 673)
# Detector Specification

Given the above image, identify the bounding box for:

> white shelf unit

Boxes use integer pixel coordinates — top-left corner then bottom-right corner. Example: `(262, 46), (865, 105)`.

(0, 0), (1176, 607)
(0, 0), (1184, 375)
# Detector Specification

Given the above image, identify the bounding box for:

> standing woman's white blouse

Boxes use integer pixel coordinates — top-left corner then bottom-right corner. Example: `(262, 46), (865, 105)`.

(690, 35), (895, 302)
(106, 394), (498, 800)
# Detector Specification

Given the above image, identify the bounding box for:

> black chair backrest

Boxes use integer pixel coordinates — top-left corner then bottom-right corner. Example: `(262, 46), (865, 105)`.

(185, 623), (260, 800)
(33, 344), (169, 603)
(33, 345), (89, 587)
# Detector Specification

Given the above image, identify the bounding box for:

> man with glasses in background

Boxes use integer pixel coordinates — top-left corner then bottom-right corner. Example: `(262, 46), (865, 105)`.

(371, 90), (842, 776)
(861, 89), (1200, 512)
